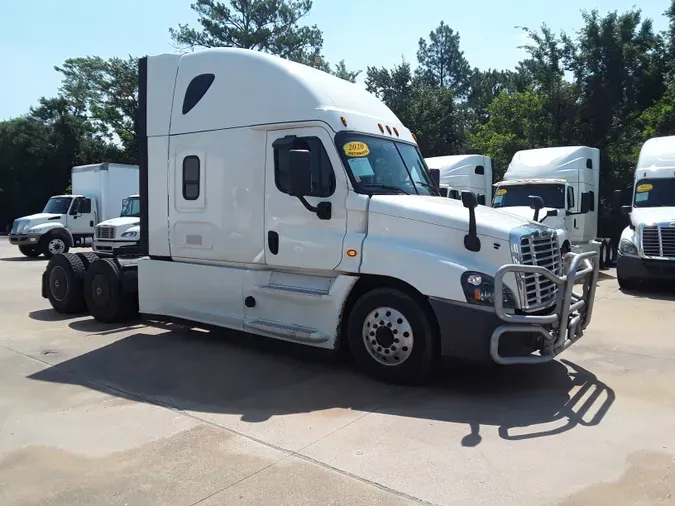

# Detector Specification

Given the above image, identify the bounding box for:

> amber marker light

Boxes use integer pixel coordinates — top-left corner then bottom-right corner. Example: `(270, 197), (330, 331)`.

(378, 123), (384, 133)
(341, 116), (348, 127)
(347, 249), (358, 257)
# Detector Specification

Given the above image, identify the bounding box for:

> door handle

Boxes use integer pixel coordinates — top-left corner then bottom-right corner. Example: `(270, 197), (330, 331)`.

(268, 231), (279, 255)
(574, 219), (577, 228)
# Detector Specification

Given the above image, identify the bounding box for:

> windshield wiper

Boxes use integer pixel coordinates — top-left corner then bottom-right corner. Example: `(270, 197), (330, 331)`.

(415, 181), (440, 195)
(361, 184), (410, 195)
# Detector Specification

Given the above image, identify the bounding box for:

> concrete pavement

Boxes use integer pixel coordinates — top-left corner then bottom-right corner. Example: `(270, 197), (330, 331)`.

(0, 238), (673, 505)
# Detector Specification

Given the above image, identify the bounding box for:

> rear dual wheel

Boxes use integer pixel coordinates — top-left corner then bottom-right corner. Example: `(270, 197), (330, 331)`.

(44, 253), (87, 313)
(84, 259), (137, 323)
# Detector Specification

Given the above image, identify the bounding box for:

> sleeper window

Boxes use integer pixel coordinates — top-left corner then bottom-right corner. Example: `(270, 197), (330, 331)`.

(273, 136), (335, 197)
(183, 156), (200, 200)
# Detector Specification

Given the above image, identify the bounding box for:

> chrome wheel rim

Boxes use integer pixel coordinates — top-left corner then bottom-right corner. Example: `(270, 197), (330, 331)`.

(48, 238), (65, 255)
(362, 306), (414, 366)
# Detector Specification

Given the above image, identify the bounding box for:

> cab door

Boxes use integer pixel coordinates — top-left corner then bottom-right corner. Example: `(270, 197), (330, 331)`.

(67, 197), (96, 235)
(264, 126), (348, 270)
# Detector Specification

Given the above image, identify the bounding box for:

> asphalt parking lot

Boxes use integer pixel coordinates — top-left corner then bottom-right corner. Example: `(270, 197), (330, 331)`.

(0, 237), (674, 506)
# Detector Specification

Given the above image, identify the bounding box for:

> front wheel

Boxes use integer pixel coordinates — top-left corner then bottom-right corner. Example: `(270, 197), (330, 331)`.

(41, 232), (70, 259)
(617, 270), (639, 291)
(347, 288), (438, 385)
(19, 245), (40, 258)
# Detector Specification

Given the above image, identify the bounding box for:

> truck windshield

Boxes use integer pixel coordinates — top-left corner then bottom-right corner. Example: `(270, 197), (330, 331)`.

(335, 133), (438, 196)
(120, 197), (141, 217)
(493, 184), (565, 209)
(633, 178), (675, 208)
(42, 197), (72, 214)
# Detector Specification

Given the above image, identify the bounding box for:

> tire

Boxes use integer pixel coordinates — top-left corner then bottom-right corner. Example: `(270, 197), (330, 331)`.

(19, 245), (40, 258)
(347, 288), (438, 385)
(560, 242), (571, 258)
(84, 258), (132, 323)
(44, 253), (87, 313)
(41, 231), (70, 259)
(75, 252), (100, 269)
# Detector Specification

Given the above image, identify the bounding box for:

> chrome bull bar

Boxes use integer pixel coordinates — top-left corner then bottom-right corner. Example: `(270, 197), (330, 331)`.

(490, 251), (600, 365)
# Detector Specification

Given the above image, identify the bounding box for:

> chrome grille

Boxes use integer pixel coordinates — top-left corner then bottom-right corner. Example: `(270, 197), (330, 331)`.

(96, 226), (115, 239)
(518, 232), (561, 310)
(641, 225), (675, 258)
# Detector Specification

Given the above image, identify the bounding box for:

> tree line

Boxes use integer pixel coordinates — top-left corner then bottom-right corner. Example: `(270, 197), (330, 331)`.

(1, 0), (674, 230)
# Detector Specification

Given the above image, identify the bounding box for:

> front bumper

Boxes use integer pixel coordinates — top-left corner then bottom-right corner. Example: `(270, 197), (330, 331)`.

(8, 234), (40, 246)
(93, 240), (138, 255)
(617, 254), (675, 280)
(430, 251), (599, 365)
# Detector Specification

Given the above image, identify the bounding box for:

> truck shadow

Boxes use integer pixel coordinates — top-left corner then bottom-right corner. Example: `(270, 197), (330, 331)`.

(0, 256), (44, 262)
(620, 284), (675, 301)
(27, 323), (615, 447)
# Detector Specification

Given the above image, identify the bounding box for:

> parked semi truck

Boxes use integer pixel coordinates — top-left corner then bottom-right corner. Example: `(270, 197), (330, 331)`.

(93, 194), (141, 256)
(616, 135), (675, 289)
(9, 163), (139, 258)
(40, 48), (599, 383)
(492, 146), (613, 264)
(425, 155), (493, 206)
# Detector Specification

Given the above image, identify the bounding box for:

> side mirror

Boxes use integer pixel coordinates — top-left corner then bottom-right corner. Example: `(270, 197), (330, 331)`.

(439, 187), (449, 197)
(621, 205), (632, 215)
(612, 189), (622, 213)
(545, 209), (558, 218)
(288, 149), (312, 197)
(580, 192), (591, 214)
(461, 191), (480, 252)
(461, 190), (477, 209)
(528, 195), (544, 222)
(429, 168), (440, 188)
(449, 189), (460, 200)
(476, 193), (486, 206)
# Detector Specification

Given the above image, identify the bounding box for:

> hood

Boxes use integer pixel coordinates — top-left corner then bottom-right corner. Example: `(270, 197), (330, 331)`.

(11, 213), (63, 234)
(97, 217), (140, 229)
(630, 207), (675, 227)
(368, 195), (539, 241)
(19, 213), (63, 223)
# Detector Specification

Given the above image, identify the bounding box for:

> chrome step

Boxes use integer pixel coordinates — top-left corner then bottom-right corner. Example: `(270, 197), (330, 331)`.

(244, 319), (329, 343)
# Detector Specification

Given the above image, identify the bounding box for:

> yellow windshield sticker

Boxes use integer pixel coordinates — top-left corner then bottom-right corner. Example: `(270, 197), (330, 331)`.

(496, 188), (507, 196)
(343, 141), (370, 157)
(636, 183), (653, 193)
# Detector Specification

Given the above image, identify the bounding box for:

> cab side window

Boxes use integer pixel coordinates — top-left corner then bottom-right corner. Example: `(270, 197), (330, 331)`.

(273, 136), (335, 197)
(183, 156), (200, 201)
(567, 187), (575, 210)
(80, 198), (92, 214)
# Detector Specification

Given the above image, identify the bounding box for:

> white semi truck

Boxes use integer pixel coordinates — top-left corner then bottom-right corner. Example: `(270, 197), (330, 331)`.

(9, 163), (139, 258)
(616, 135), (675, 289)
(425, 155), (493, 206)
(492, 147), (613, 264)
(93, 194), (141, 256)
(39, 48), (599, 384)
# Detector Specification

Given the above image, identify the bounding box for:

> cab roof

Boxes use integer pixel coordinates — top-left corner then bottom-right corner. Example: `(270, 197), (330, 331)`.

(147, 48), (414, 143)
(637, 135), (675, 172)
(494, 178), (567, 187)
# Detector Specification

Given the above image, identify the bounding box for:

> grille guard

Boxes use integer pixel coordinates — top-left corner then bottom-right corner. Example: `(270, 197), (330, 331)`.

(490, 251), (600, 365)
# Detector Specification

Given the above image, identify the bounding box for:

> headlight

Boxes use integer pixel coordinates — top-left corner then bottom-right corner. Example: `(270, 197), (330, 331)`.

(121, 230), (138, 238)
(619, 238), (638, 256)
(461, 271), (517, 309)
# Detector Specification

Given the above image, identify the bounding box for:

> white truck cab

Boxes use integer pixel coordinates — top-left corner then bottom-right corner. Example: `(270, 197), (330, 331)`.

(616, 135), (675, 289)
(93, 194), (141, 256)
(9, 163), (139, 258)
(425, 155), (493, 206)
(40, 48), (599, 384)
(493, 147), (606, 258)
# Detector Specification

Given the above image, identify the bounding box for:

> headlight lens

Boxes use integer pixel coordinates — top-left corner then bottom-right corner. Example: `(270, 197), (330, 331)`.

(461, 271), (517, 309)
(619, 238), (638, 256)
(121, 230), (138, 238)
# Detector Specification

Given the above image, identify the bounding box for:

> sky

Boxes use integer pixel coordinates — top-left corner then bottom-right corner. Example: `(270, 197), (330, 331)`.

(1, 0), (671, 121)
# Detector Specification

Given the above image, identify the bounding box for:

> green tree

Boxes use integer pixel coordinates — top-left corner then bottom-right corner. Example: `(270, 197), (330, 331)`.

(170, 0), (323, 61)
(55, 56), (138, 163)
(416, 21), (471, 96)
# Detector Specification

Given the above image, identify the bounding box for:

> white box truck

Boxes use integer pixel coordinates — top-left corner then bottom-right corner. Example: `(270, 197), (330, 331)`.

(39, 48), (599, 384)
(492, 147), (613, 263)
(425, 155), (493, 206)
(616, 135), (675, 289)
(93, 194), (141, 256)
(9, 163), (139, 258)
